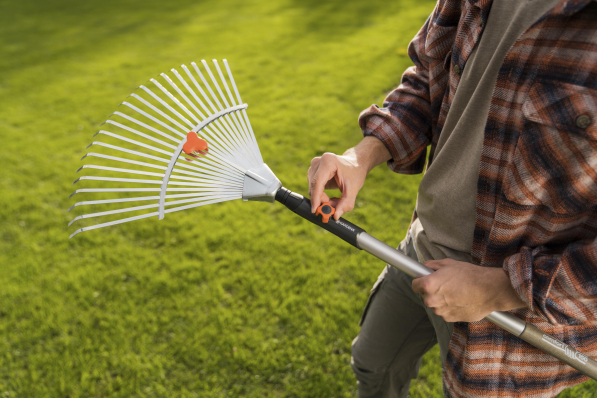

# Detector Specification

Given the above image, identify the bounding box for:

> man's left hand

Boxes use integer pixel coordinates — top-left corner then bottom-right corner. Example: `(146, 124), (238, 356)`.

(411, 259), (527, 323)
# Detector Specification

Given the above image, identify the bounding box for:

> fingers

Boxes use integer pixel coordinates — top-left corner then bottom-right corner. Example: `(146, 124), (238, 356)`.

(333, 183), (358, 220)
(308, 153), (338, 213)
(411, 274), (437, 296)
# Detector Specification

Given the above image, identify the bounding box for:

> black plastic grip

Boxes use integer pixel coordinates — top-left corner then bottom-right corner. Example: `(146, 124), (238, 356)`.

(275, 187), (366, 248)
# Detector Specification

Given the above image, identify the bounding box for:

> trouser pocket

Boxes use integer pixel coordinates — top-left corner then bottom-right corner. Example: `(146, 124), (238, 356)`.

(359, 274), (385, 327)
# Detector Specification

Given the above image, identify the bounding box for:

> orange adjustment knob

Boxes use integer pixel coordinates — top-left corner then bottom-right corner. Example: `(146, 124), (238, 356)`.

(315, 202), (335, 223)
(183, 132), (208, 155)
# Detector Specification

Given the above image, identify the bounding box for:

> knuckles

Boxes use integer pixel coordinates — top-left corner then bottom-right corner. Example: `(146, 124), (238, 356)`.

(320, 152), (336, 163)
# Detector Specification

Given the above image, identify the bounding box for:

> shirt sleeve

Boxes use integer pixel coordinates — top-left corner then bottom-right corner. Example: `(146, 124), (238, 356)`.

(503, 239), (597, 326)
(358, 15), (434, 175)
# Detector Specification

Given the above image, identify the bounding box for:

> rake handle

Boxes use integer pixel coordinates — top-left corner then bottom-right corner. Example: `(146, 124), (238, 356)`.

(275, 187), (597, 381)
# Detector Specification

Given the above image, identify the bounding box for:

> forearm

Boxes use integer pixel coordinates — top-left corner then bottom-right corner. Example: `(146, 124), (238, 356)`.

(342, 136), (392, 175)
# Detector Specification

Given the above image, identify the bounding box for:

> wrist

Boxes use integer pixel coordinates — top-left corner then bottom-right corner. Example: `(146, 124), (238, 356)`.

(488, 268), (527, 312)
(343, 136), (392, 174)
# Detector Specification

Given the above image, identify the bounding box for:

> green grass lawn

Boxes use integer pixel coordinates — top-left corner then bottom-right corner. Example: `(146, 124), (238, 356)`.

(1, 0), (596, 397)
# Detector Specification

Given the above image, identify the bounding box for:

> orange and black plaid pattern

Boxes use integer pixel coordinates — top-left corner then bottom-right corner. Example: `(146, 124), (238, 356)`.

(359, 0), (597, 396)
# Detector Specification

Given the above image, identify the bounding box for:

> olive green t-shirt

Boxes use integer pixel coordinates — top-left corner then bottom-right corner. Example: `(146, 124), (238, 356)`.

(412, 0), (562, 263)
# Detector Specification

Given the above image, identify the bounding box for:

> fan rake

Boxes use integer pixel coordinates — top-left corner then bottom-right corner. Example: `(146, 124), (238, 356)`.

(69, 60), (597, 380)
(69, 59), (276, 238)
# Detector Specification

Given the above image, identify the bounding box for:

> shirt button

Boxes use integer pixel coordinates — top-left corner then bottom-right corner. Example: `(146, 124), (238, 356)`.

(454, 64), (462, 75)
(576, 115), (591, 129)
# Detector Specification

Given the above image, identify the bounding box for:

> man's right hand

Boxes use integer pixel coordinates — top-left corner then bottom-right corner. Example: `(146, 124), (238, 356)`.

(307, 136), (392, 220)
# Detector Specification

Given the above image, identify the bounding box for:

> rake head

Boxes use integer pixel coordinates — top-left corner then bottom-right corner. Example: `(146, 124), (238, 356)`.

(69, 60), (281, 238)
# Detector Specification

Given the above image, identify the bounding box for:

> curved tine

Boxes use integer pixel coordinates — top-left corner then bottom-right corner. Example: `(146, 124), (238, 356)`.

(152, 73), (201, 123)
(93, 131), (172, 156)
(109, 111), (181, 143)
(69, 187), (241, 199)
(139, 85), (194, 129)
(170, 169), (243, 186)
(81, 153), (167, 171)
(187, 63), (258, 162)
(86, 142), (170, 164)
(121, 99), (186, 137)
(162, 72), (206, 120)
(69, 193), (240, 226)
(175, 155), (245, 181)
(190, 62), (220, 113)
(77, 165), (164, 178)
(187, 130), (250, 173)
(174, 67), (212, 115)
(75, 165), (238, 186)
(198, 61), (252, 158)
(70, 188), (160, 199)
(171, 69), (255, 165)
(211, 60), (258, 165)
(100, 120), (177, 150)
(201, 60), (229, 109)
(73, 176), (240, 189)
(170, 162), (244, 183)
(70, 212), (159, 239)
(212, 61), (254, 146)
(86, 141), (242, 179)
(146, 80), (196, 127)
(69, 195), (241, 239)
(70, 195), (160, 211)
(223, 59), (263, 163)
(68, 192), (235, 212)
(76, 164), (242, 187)
(194, 123), (252, 171)
(188, 108), (254, 170)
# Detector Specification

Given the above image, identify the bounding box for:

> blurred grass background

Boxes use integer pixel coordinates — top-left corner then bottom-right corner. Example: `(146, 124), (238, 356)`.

(0, 0), (595, 397)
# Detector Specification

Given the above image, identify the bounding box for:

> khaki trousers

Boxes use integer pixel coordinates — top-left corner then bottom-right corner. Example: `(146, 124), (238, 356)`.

(351, 233), (454, 398)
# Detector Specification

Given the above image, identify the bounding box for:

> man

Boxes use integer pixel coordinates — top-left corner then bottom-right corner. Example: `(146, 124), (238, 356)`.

(307, 0), (597, 397)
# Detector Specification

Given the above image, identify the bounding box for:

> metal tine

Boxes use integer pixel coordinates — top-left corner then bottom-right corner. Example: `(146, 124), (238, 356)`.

(109, 111), (181, 144)
(147, 77), (249, 171)
(69, 192), (237, 212)
(210, 60), (260, 165)
(70, 187), (241, 199)
(192, 125), (253, 172)
(181, 65), (259, 167)
(83, 144), (244, 181)
(69, 193), (241, 226)
(182, 63), (258, 166)
(138, 85), (195, 129)
(69, 196), (241, 239)
(223, 59), (263, 164)
(81, 153), (244, 184)
(76, 165), (243, 187)
(82, 153), (166, 171)
(179, 66), (257, 170)
(93, 128), (246, 176)
(93, 131), (172, 156)
(190, 62), (256, 167)
(201, 60), (257, 166)
(150, 78), (201, 125)
(217, 61), (263, 164)
(73, 176), (239, 189)
(137, 81), (250, 171)
(100, 120), (177, 150)
(163, 71), (256, 168)
(123, 96), (187, 135)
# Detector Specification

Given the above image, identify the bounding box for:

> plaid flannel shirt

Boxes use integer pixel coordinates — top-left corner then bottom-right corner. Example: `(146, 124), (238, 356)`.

(359, 0), (597, 396)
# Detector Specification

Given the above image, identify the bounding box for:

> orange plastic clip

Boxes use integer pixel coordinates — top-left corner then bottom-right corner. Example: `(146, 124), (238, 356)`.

(182, 132), (208, 155)
(315, 202), (335, 223)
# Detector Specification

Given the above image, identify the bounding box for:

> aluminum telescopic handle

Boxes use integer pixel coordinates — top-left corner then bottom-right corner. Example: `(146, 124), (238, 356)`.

(356, 232), (597, 381)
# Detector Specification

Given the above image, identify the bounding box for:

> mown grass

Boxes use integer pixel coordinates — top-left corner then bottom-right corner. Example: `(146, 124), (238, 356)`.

(0, 0), (595, 397)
